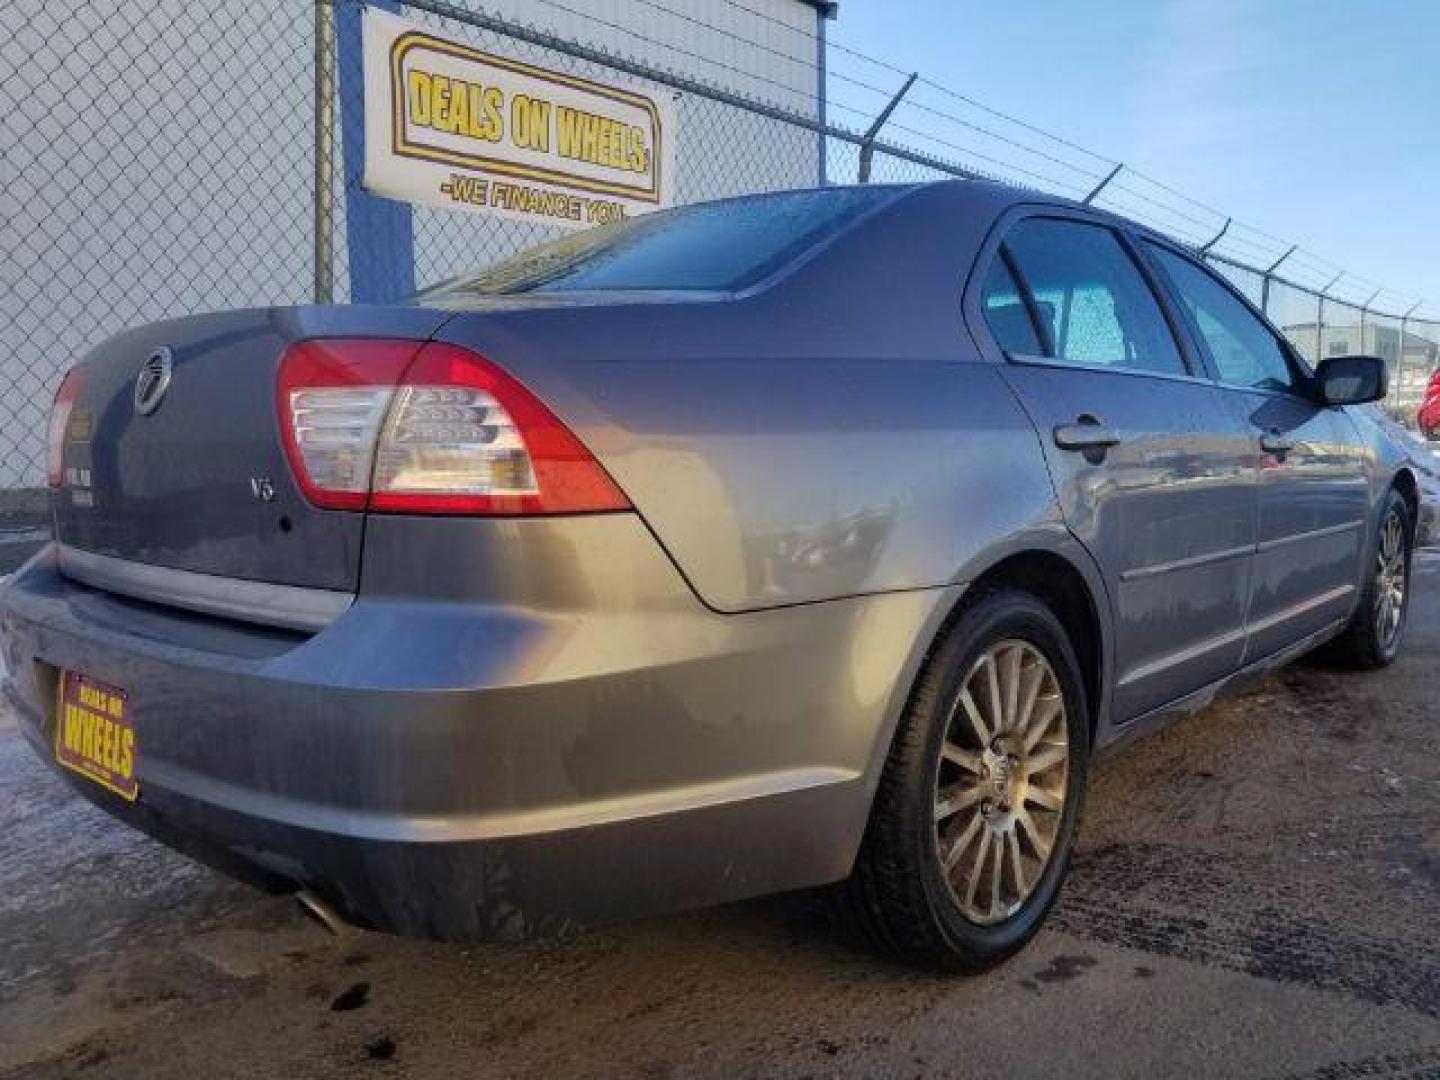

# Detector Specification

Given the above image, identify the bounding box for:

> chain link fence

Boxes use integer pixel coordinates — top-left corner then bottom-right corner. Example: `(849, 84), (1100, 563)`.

(3, 0), (1438, 495)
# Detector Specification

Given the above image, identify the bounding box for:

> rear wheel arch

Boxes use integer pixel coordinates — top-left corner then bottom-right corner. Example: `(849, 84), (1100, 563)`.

(853, 540), (1113, 834)
(921, 548), (1108, 744)
(956, 552), (1111, 743)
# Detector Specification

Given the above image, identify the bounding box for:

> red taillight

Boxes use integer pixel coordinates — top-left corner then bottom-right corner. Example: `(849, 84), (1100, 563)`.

(47, 369), (83, 487)
(277, 339), (630, 515)
(277, 339), (419, 510)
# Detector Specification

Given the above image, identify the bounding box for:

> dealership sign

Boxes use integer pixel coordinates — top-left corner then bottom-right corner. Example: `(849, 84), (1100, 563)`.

(362, 9), (674, 227)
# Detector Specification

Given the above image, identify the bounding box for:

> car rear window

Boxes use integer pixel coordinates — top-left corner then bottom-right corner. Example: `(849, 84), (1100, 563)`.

(432, 187), (905, 295)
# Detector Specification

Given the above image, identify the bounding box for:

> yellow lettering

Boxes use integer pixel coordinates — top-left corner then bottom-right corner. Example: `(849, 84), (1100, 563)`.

(510, 94), (551, 152)
(555, 107), (646, 174)
(482, 87), (503, 141)
(431, 74), (452, 131)
(557, 106), (581, 161)
(118, 729), (135, 778)
(407, 70), (432, 127)
(63, 704), (84, 753)
(449, 78), (470, 136)
(629, 126), (648, 172)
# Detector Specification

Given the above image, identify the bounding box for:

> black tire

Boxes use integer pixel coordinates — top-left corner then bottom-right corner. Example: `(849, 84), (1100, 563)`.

(1323, 488), (1414, 670)
(838, 587), (1090, 972)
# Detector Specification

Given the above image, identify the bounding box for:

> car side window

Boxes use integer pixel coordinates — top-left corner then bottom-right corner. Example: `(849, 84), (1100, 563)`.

(980, 255), (1044, 356)
(1144, 243), (1299, 393)
(1001, 218), (1186, 376)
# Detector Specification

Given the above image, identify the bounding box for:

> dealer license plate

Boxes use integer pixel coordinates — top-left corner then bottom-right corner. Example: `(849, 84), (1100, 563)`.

(54, 670), (138, 801)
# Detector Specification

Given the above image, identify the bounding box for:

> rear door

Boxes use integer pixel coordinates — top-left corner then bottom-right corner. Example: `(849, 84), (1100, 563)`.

(975, 212), (1257, 721)
(1139, 242), (1370, 661)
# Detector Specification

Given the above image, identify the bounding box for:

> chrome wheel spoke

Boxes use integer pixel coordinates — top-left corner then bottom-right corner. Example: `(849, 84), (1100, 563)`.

(989, 831), (1004, 917)
(941, 741), (985, 774)
(1001, 645), (1022, 732)
(1025, 742), (1067, 777)
(1024, 695), (1061, 752)
(1006, 830), (1026, 897)
(1016, 659), (1045, 737)
(965, 831), (992, 911)
(1016, 807), (1051, 862)
(935, 781), (984, 821)
(957, 688), (990, 746)
(1024, 784), (1063, 811)
(982, 655), (1004, 738)
(943, 810), (984, 872)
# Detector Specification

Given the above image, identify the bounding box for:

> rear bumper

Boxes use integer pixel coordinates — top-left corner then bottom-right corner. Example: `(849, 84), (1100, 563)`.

(1, 527), (947, 939)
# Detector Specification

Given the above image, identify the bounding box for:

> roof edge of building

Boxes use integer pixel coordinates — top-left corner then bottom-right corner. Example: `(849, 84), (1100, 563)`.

(798, 0), (839, 19)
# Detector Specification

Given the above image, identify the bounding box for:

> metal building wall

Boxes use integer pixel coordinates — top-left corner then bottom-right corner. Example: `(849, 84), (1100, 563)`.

(0, 0), (823, 489)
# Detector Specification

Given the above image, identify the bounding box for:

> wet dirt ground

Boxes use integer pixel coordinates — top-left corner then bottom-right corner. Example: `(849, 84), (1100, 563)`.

(2, 556), (1437, 1078)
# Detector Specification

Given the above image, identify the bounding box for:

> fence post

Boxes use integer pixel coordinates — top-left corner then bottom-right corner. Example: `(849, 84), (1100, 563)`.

(815, 9), (827, 186)
(313, 0), (336, 304)
(1316, 272), (1344, 362)
(1260, 244), (1297, 315)
(857, 73), (917, 183)
(1400, 300), (1423, 411)
(1197, 217), (1231, 255)
(1082, 163), (1123, 205)
(1359, 288), (1380, 355)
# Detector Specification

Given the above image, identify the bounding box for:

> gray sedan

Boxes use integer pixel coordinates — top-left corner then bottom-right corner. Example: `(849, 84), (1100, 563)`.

(0, 181), (1417, 970)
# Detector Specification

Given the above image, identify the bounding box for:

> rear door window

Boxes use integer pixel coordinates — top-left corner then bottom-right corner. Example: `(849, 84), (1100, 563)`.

(1144, 243), (1300, 392)
(998, 218), (1187, 377)
(980, 256), (1045, 355)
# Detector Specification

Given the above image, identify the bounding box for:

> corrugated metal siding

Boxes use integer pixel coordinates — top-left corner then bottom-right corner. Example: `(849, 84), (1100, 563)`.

(456, 0), (819, 114)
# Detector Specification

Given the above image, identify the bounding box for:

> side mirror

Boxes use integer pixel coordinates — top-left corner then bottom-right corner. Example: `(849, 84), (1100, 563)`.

(1316, 354), (1387, 405)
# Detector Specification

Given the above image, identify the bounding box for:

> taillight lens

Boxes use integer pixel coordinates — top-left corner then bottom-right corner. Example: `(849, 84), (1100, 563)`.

(47, 368), (83, 487)
(277, 339), (418, 510)
(277, 339), (629, 515)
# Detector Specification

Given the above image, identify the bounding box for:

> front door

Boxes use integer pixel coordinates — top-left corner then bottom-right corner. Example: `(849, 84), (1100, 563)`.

(979, 215), (1257, 722)
(1140, 243), (1370, 661)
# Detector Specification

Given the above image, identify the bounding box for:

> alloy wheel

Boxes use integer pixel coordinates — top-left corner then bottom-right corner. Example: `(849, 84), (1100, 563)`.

(934, 639), (1069, 925)
(1375, 508), (1408, 649)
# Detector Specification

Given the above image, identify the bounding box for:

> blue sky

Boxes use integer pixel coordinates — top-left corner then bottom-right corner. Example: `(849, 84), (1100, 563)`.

(828, 0), (1440, 317)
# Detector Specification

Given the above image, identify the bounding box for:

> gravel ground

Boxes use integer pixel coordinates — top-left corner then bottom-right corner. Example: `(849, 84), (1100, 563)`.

(2, 555), (1437, 1079)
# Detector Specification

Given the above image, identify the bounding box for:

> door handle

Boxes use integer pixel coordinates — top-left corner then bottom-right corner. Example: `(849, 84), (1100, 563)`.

(1259, 430), (1294, 456)
(1053, 416), (1122, 457)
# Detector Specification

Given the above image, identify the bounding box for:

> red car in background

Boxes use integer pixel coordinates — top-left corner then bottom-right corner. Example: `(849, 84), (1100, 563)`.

(1419, 368), (1440, 438)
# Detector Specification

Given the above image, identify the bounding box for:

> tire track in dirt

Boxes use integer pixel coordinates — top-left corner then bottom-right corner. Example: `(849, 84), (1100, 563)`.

(1052, 837), (1440, 1018)
(1273, 1046), (1440, 1079)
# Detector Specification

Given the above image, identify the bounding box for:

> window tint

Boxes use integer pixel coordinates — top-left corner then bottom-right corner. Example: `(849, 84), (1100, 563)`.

(981, 256), (1043, 355)
(430, 187), (900, 295)
(1145, 244), (1297, 392)
(1003, 219), (1185, 376)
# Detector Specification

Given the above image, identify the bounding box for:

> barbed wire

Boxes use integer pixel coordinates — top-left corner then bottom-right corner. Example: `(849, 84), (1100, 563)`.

(1, 0), (1435, 491)
(445, 0), (1430, 313)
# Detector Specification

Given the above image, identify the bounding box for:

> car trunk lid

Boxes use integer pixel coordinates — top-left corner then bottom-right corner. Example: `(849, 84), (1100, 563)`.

(53, 305), (454, 593)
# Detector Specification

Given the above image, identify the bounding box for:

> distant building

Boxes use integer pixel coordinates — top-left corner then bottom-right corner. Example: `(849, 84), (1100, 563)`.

(1283, 321), (1439, 422)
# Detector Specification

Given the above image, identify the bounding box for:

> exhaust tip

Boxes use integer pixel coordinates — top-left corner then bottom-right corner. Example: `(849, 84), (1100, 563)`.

(296, 889), (349, 937)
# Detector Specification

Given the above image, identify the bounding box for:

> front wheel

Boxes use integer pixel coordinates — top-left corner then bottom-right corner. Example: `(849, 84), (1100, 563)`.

(1324, 489), (1414, 669)
(838, 588), (1089, 971)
